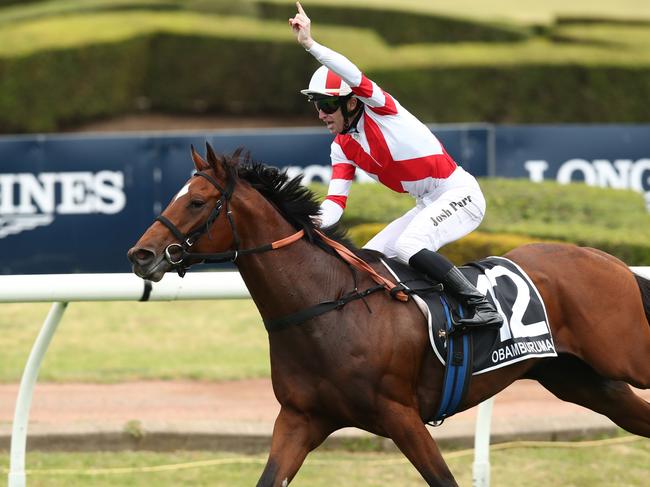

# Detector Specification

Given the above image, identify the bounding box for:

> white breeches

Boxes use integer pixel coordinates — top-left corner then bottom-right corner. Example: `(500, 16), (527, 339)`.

(363, 183), (486, 264)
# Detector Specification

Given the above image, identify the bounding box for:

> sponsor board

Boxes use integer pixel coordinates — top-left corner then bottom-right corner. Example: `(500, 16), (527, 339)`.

(0, 171), (126, 238)
(495, 125), (650, 207)
(1, 124), (648, 274)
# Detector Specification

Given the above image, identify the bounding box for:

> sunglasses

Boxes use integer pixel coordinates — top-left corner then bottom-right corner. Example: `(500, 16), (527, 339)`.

(313, 97), (341, 114)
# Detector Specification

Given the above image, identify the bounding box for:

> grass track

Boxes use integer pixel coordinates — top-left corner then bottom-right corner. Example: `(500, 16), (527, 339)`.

(1, 437), (649, 486)
(0, 300), (269, 383)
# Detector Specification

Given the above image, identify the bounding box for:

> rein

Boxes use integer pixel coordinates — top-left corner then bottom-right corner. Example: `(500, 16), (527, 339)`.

(156, 168), (407, 329)
(315, 230), (408, 302)
(187, 229), (305, 262)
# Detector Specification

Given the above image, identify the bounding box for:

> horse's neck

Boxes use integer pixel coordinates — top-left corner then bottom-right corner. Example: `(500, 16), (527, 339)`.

(233, 197), (349, 323)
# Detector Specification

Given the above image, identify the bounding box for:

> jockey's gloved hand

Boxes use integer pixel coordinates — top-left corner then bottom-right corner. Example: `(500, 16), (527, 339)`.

(310, 214), (323, 228)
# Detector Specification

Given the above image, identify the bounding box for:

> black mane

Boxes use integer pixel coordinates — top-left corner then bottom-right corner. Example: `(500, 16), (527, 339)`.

(226, 150), (380, 261)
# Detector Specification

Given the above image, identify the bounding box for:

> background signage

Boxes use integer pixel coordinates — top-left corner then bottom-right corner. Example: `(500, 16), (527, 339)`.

(1, 124), (648, 274)
(495, 125), (650, 207)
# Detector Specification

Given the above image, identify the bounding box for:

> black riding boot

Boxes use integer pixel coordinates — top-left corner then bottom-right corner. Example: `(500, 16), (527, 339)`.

(409, 249), (503, 329)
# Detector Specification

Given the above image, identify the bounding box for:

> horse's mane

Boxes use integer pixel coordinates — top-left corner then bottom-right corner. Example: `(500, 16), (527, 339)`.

(226, 150), (381, 262)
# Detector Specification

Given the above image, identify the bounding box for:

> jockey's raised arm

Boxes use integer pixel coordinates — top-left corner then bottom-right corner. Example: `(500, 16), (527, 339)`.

(289, 2), (391, 110)
(289, 1), (503, 329)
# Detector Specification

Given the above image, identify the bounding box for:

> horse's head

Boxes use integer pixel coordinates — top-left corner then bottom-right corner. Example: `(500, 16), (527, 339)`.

(127, 143), (239, 281)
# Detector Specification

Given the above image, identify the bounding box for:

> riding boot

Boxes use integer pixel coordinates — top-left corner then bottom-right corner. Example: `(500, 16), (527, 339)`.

(441, 266), (503, 328)
(408, 249), (503, 329)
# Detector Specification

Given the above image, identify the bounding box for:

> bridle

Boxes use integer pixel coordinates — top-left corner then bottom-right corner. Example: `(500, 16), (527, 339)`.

(153, 164), (408, 331)
(155, 170), (303, 277)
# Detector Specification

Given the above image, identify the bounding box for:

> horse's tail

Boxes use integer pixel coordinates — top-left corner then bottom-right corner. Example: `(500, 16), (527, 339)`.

(633, 272), (650, 328)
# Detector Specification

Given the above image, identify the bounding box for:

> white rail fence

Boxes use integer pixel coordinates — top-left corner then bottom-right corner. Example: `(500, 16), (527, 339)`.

(3, 268), (649, 487)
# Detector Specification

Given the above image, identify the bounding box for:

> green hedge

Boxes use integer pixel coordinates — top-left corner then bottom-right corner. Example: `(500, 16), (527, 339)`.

(145, 34), (313, 116)
(0, 0), (42, 6)
(347, 225), (550, 265)
(0, 35), (317, 132)
(315, 179), (650, 265)
(4, 38), (649, 132)
(0, 38), (149, 132)
(375, 65), (650, 123)
(478, 178), (648, 229)
(257, 1), (529, 45)
(1, 5), (650, 131)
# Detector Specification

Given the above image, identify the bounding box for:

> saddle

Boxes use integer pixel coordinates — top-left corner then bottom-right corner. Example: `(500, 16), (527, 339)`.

(382, 255), (556, 423)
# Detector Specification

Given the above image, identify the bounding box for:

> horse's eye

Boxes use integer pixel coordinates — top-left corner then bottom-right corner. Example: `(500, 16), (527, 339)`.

(189, 199), (205, 209)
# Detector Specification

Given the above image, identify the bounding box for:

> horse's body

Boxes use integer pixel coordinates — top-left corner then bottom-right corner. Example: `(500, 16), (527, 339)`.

(128, 146), (650, 487)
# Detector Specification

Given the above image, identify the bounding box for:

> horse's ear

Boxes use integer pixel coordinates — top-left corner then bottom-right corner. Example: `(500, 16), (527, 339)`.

(205, 142), (228, 178)
(190, 145), (209, 171)
(205, 142), (220, 165)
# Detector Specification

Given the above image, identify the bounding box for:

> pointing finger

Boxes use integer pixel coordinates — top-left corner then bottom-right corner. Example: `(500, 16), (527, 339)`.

(296, 1), (306, 16)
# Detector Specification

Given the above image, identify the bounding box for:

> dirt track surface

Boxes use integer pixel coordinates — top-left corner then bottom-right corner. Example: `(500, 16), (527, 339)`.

(2, 379), (649, 430)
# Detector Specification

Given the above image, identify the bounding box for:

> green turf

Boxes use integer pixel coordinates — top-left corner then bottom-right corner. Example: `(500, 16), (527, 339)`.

(0, 299), (269, 383)
(1, 437), (649, 486)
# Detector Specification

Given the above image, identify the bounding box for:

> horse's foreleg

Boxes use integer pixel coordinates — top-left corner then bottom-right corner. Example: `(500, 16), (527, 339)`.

(379, 401), (458, 487)
(256, 407), (331, 487)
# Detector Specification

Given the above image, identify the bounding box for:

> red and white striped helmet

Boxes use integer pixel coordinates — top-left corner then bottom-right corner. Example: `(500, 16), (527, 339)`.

(301, 66), (353, 99)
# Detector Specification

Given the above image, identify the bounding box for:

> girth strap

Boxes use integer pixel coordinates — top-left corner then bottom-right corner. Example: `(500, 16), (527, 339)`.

(431, 296), (473, 424)
(264, 284), (385, 332)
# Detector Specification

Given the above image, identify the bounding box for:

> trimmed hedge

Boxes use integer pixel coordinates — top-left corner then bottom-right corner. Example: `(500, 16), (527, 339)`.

(0, 38), (150, 133)
(347, 225), (550, 265)
(478, 178), (649, 230)
(145, 34), (313, 115)
(375, 65), (650, 124)
(0, 0), (41, 6)
(314, 179), (650, 265)
(1, 5), (650, 131)
(0, 5), (650, 133)
(256, 1), (529, 45)
(4, 37), (650, 132)
(0, 34), (317, 132)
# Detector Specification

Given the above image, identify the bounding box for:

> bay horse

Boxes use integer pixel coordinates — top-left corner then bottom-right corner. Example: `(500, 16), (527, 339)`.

(127, 145), (650, 487)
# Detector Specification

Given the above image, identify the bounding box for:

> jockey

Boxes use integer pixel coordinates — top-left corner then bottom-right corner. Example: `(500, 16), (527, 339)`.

(289, 2), (502, 329)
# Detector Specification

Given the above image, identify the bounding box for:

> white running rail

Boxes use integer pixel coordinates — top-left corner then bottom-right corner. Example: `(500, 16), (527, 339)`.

(2, 271), (249, 487)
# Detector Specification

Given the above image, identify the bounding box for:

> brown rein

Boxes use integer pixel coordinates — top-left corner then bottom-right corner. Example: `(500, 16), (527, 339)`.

(261, 228), (409, 332)
(314, 230), (408, 302)
(175, 226), (406, 302)
(270, 228), (408, 302)
(225, 227), (408, 302)
(271, 229), (306, 249)
(263, 228), (408, 302)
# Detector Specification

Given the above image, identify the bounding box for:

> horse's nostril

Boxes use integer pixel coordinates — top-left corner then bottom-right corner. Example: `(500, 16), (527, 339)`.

(128, 247), (155, 266)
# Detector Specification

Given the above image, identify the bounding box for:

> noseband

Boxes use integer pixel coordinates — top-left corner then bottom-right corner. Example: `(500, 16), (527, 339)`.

(155, 170), (304, 277)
